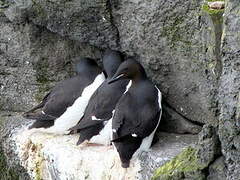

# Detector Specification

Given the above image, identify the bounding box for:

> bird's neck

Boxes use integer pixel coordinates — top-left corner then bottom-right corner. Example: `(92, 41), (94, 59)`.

(104, 62), (122, 78)
(78, 69), (102, 80)
(132, 74), (147, 85)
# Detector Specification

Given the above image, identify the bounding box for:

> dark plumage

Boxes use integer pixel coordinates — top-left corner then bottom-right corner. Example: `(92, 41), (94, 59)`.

(108, 59), (162, 168)
(23, 57), (104, 133)
(70, 50), (129, 145)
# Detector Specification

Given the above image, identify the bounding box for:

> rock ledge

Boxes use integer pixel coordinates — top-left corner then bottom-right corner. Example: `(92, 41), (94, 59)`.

(1, 112), (198, 180)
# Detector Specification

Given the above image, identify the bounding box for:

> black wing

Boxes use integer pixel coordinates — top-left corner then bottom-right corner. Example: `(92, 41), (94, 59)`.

(24, 76), (91, 121)
(70, 80), (128, 131)
(112, 93), (161, 142)
(23, 91), (51, 115)
(43, 76), (92, 117)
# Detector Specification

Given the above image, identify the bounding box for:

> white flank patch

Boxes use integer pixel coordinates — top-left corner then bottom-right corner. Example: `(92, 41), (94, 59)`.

(124, 80), (132, 94)
(42, 111), (46, 115)
(112, 110), (115, 114)
(133, 86), (162, 158)
(132, 133), (138, 137)
(92, 116), (103, 121)
(89, 118), (113, 146)
(112, 110), (117, 133)
(39, 73), (105, 135)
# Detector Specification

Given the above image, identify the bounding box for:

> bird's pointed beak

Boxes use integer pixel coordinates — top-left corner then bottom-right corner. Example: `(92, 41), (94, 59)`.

(108, 74), (124, 84)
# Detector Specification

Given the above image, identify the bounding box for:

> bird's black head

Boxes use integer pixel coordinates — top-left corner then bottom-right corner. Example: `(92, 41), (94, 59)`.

(108, 59), (147, 84)
(75, 57), (101, 76)
(102, 49), (124, 78)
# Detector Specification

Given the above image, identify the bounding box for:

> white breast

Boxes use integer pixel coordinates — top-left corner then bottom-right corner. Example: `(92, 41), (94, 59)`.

(88, 118), (112, 146)
(89, 110), (115, 146)
(89, 82), (131, 145)
(38, 73), (105, 135)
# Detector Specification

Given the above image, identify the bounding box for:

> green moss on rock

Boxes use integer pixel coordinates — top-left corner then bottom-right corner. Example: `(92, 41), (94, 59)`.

(0, 116), (18, 179)
(202, 3), (224, 15)
(202, 2), (224, 24)
(35, 57), (50, 84)
(32, 0), (47, 19)
(34, 83), (51, 103)
(0, 147), (19, 180)
(35, 152), (44, 180)
(0, 0), (9, 7)
(26, 143), (44, 180)
(152, 147), (205, 180)
(34, 57), (52, 102)
(161, 16), (191, 47)
(201, 1), (224, 82)
(0, 0), (9, 13)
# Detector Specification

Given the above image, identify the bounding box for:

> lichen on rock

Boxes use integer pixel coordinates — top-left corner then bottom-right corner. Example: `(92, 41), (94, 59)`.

(152, 147), (205, 180)
(202, 1), (224, 23)
(0, 146), (19, 180)
(152, 123), (223, 180)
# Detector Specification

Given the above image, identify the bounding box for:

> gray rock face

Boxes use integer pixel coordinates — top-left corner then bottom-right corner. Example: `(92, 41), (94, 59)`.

(111, 0), (219, 125)
(3, 0), (217, 126)
(218, 0), (240, 179)
(0, 16), (38, 112)
(0, 13), (101, 112)
(207, 156), (227, 180)
(160, 102), (202, 134)
(4, 0), (118, 49)
(0, 112), (31, 180)
(1, 0), (240, 179)
(1, 0), (202, 133)
(197, 125), (221, 168)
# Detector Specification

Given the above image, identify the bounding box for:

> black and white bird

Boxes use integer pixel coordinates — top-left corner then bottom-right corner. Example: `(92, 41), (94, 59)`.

(108, 59), (162, 169)
(70, 50), (129, 146)
(23, 57), (105, 134)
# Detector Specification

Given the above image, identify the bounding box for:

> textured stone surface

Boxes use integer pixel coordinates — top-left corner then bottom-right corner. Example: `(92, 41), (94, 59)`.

(152, 147), (206, 180)
(4, 0), (118, 49)
(207, 156), (226, 180)
(0, 14), (37, 112)
(218, 0), (240, 179)
(0, 14), (101, 112)
(197, 125), (221, 168)
(1, 0), (240, 179)
(111, 0), (219, 125)
(0, 112), (31, 180)
(152, 124), (222, 180)
(0, 112), (198, 180)
(3, 0), (220, 126)
(1, 2), (202, 133)
(159, 102), (202, 134)
(0, 145), (19, 180)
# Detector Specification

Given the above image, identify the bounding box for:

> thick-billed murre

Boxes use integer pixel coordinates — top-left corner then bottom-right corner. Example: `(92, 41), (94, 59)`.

(108, 59), (162, 169)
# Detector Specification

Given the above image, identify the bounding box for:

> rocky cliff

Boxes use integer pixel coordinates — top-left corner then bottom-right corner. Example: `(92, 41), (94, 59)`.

(0, 0), (239, 179)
